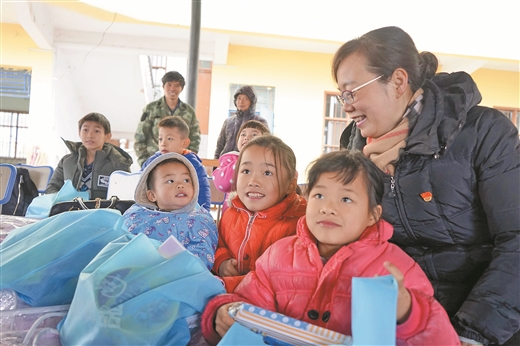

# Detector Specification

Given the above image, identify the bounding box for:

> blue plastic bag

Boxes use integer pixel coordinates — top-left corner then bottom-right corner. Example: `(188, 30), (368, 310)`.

(25, 179), (89, 219)
(58, 233), (226, 346)
(0, 209), (128, 307)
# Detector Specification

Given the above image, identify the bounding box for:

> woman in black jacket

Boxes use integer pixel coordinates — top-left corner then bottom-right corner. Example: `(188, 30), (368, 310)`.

(334, 26), (519, 345)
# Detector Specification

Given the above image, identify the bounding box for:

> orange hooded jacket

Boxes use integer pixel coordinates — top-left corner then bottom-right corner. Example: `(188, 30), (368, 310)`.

(213, 191), (306, 292)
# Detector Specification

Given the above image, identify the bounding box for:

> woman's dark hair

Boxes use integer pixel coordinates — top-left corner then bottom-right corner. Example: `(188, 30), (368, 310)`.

(232, 135), (296, 199)
(306, 150), (384, 221)
(332, 26), (438, 92)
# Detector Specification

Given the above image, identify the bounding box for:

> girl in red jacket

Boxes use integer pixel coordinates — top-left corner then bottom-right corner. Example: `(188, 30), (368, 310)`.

(203, 150), (460, 345)
(213, 135), (307, 293)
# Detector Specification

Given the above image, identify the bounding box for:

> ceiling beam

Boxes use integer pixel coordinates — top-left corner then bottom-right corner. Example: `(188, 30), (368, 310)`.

(14, 2), (53, 51)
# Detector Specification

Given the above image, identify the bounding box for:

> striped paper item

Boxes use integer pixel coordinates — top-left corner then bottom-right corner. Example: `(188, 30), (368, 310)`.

(229, 303), (352, 346)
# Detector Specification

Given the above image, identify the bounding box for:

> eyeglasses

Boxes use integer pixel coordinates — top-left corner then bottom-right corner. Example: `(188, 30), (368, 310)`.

(337, 75), (384, 105)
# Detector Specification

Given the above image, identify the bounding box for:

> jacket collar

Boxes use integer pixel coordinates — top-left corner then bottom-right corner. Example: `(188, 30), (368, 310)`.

(231, 191), (306, 219)
(404, 72), (482, 155)
(61, 138), (133, 163)
(297, 216), (394, 261)
(235, 107), (257, 118)
(158, 96), (185, 113)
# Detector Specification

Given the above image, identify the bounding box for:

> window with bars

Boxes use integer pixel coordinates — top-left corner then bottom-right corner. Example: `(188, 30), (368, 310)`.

(323, 93), (350, 153)
(495, 107), (520, 130)
(1, 68), (31, 159)
(0, 112), (28, 158)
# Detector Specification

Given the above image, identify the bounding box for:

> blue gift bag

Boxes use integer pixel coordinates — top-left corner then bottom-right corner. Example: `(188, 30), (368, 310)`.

(58, 233), (226, 346)
(25, 179), (89, 219)
(0, 209), (128, 307)
(352, 275), (397, 346)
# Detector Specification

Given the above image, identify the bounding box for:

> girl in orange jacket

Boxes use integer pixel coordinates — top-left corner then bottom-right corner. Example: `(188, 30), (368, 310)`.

(213, 135), (307, 293)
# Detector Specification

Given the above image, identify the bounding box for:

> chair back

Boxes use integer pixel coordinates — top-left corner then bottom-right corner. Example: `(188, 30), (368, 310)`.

(201, 158), (219, 177)
(0, 164), (17, 211)
(17, 164), (54, 194)
(106, 171), (141, 200)
(208, 176), (226, 225)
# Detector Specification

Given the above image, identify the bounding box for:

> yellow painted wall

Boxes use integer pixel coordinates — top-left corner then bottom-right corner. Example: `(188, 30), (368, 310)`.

(1, 23), (55, 164)
(471, 69), (520, 108)
(209, 44), (340, 178)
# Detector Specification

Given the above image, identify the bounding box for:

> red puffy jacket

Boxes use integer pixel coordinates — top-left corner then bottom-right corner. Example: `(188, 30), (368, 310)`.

(203, 217), (460, 345)
(213, 191), (306, 292)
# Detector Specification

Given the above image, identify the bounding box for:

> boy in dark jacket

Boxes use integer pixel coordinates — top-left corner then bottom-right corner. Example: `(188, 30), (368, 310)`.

(45, 112), (132, 199)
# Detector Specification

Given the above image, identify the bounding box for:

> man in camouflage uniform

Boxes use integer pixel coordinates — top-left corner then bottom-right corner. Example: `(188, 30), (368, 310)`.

(134, 71), (200, 165)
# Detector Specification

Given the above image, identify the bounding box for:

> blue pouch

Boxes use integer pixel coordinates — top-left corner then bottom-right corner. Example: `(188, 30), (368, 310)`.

(0, 209), (128, 307)
(25, 179), (89, 219)
(58, 233), (226, 345)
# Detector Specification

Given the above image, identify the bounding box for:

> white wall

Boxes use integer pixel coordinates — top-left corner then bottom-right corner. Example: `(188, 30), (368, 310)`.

(49, 48), (147, 167)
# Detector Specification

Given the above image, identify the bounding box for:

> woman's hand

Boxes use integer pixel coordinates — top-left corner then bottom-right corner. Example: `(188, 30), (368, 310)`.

(219, 258), (239, 277)
(384, 261), (412, 324)
(215, 302), (238, 337)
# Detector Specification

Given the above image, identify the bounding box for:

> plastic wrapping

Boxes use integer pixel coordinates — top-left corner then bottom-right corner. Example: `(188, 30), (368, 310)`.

(0, 304), (68, 346)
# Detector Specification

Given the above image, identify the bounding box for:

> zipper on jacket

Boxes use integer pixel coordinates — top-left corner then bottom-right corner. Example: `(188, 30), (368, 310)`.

(390, 173), (418, 242)
(12, 175), (23, 215)
(237, 210), (257, 273)
(388, 176), (396, 198)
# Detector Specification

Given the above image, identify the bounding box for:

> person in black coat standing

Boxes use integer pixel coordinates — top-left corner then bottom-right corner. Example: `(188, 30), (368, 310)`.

(214, 85), (269, 159)
(333, 26), (519, 346)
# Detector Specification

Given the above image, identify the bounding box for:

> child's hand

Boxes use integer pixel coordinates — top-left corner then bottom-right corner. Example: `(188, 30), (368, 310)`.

(215, 302), (237, 337)
(384, 261), (412, 324)
(219, 258), (240, 277)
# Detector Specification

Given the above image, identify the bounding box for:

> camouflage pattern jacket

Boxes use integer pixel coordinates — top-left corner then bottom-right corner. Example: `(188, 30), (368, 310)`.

(134, 96), (200, 165)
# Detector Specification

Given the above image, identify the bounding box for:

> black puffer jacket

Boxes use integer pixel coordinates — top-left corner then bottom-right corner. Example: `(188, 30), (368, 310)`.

(341, 72), (520, 345)
(214, 86), (269, 158)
